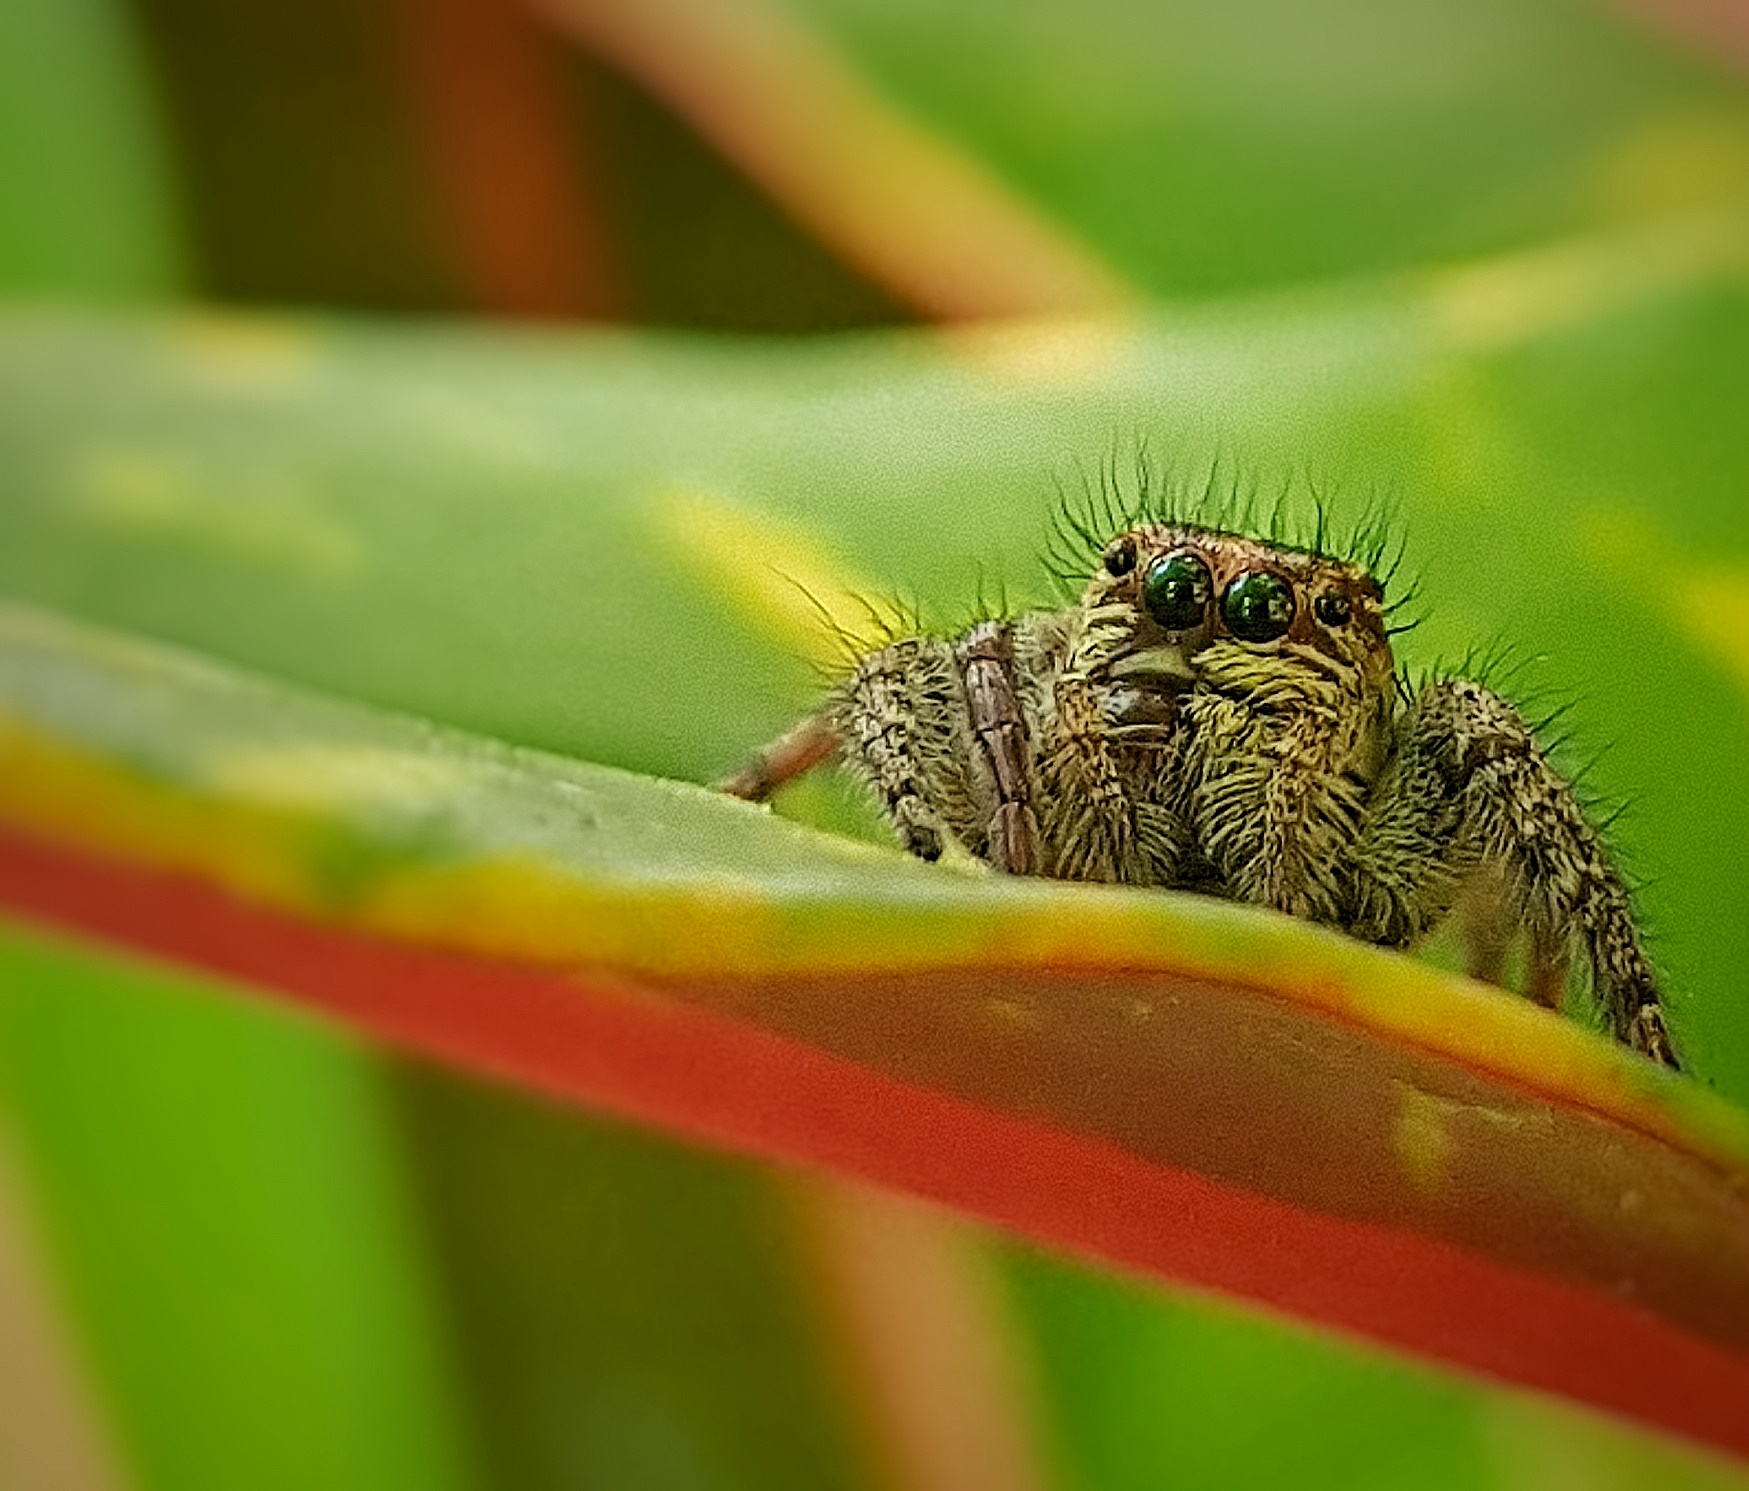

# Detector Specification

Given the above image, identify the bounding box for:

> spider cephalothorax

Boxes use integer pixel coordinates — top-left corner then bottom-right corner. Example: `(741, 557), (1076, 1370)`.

(722, 519), (1679, 1069)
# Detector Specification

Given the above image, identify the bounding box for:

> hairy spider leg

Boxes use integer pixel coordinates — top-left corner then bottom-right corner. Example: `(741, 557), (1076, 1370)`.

(725, 625), (1049, 875)
(1347, 678), (1678, 1068)
(834, 637), (971, 863)
(955, 621), (1042, 875)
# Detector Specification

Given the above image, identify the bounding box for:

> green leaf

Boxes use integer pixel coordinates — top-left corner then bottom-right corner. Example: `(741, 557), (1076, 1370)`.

(4, 199), (1749, 1482)
(18, 0), (1749, 1484)
(3, 583), (1748, 1457)
(0, 0), (181, 298)
(0, 16), (482, 1490)
(2, 244), (1747, 1082)
(793, 0), (1749, 293)
(562, 0), (1749, 305)
(0, 923), (479, 1491)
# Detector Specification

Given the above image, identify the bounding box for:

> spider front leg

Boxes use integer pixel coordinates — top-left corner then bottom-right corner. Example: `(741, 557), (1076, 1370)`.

(723, 632), (1026, 870)
(718, 710), (841, 802)
(832, 636), (972, 863)
(1348, 679), (1678, 1068)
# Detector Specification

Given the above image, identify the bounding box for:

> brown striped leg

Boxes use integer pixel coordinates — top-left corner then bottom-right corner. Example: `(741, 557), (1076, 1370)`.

(956, 622), (1042, 875)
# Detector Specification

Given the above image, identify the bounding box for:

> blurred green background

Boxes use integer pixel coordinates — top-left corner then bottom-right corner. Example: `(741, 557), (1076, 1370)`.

(3, 0), (1749, 1487)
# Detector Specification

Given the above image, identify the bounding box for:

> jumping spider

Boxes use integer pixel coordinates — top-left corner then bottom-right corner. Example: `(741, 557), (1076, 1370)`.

(722, 517), (1679, 1069)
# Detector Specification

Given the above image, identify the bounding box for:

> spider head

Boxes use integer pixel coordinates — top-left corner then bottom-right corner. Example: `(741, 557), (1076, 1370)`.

(1086, 524), (1394, 693)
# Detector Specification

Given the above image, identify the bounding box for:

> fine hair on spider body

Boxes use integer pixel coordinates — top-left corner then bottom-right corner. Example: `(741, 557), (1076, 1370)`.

(720, 458), (1680, 1070)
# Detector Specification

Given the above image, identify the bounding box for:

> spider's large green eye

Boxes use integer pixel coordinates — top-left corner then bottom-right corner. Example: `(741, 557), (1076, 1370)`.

(1142, 551), (1211, 631)
(1222, 571), (1296, 643)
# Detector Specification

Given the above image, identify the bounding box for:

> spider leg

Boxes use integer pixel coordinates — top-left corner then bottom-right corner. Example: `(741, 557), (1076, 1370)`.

(723, 636), (993, 866)
(1454, 869), (1512, 985)
(718, 711), (841, 801)
(1526, 946), (1571, 1013)
(1348, 678), (1678, 1068)
(956, 621), (1042, 874)
(835, 636), (980, 863)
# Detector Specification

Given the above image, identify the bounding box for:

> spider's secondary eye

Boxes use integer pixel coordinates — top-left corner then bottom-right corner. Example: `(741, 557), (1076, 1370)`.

(1222, 571), (1296, 643)
(1314, 590), (1351, 628)
(1142, 551), (1212, 630)
(1103, 535), (1137, 577)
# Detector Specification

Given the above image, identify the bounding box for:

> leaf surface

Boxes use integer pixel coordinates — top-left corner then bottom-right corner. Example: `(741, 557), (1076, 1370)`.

(2, 600), (1747, 1455)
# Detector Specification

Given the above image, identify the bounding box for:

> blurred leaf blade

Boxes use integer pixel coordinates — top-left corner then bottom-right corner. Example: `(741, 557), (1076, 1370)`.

(0, 922), (484, 1491)
(538, 0), (1749, 308)
(0, 12), (489, 1489)
(534, 0), (1134, 319)
(0, 0), (183, 299)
